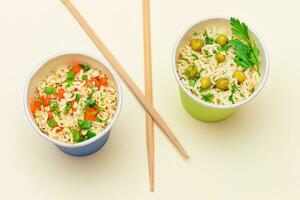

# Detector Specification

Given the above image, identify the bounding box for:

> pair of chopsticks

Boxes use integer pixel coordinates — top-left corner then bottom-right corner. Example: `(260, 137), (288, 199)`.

(61, 0), (189, 191)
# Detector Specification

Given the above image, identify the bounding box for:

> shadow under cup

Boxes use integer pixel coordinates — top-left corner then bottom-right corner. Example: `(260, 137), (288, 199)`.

(172, 17), (269, 122)
(24, 53), (122, 156)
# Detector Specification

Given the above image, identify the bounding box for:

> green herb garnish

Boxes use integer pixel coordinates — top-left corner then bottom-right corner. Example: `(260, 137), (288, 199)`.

(47, 119), (57, 129)
(204, 30), (214, 44)
(229, 17), (260, 74)
(188, 79), (196, 86)
(82, 75), (88, 81)
(44, 87), (57, 95)
(181, 57), (189, 62)
(192, 32), (199, 36)
(75, 94), (81, 103)
(54, 110), (61, 118)
(50, 101), (59, 111)
(228, 82), (239, 104)
(204, 50), (212, 58)
(96, 116), (107, 124)
(201, 93), (214, 102)
(218, 43), (231, 51)
(79, 64), (91, 72)
(86, 99), (96, 108)
(77, 119), (92, 129)
(192, 54), (199, 60)
(67, 71), (76, 81)
(66, 71), (76, 87)
(86, 130), (96, 139)
(96, 107), (104, 112)
(72, 129), (81, 142)
(64, 102), (72, 114)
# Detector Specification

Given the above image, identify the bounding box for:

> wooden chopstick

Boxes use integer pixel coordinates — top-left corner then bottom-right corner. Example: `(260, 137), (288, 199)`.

(61, 0), (189, 159)
(142, 0), (154, 192)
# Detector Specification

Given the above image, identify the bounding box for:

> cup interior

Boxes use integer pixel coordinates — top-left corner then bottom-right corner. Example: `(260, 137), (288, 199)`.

(173, 17), (269, 109)
(24, 52), (122, 147)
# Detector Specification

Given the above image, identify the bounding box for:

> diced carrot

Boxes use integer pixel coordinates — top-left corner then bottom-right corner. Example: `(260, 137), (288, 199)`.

(94, 78), (101, 88)
(56, 127), (63, 133)
(44, 96), (51, 107)
(58, 88), (65, 100)
(84, 108), (98, 121)
(31, 100), (42, 115)
(70, 64), (81, 73)
(98, 76), (108, 87)
(34, 101), (42, 110)
(85, 79), (94, 87)
(48, 111), (53, 119)
(71, 100), (76, 112)
(30, 102), (36, 114)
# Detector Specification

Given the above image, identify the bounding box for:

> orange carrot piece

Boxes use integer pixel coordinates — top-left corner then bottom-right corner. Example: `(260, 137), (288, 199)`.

(34, 101), (42, 110)
(44, 96), (51, 107)
(30, 102), (36, 114)
(58, 88), (65, 100)
(98, 76), (108, 86)
(84, 108), (98, 121)
(70, 64), (81, 73)
(48, 111), (53, 119)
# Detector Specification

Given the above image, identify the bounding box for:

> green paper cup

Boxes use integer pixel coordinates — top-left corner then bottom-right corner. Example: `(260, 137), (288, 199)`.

(172, 17), (270, 122)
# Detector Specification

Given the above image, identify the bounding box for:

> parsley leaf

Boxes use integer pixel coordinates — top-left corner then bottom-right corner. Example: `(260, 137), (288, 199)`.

(229, 39), (252, 68)
(230, 17), (251, 45)
(229, 17), (261, 74)
(218, 43), (231, 51)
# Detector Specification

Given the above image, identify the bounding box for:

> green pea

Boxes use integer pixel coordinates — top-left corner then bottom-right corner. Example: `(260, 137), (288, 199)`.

(216, 78), (229, 90)
(185, 65), (198, 79)
(215, 53), (226, 63)
(200, 77), (211, 89)
(232, 70), (246, 83)
(190, 38), (204, 51)
(215, 34), (228, 46)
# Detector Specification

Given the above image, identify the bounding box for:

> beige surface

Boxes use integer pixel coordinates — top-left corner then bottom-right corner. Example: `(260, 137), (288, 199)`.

(0, 0), (299, 199)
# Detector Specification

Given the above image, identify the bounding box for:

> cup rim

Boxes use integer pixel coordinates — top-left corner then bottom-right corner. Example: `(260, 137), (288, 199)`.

(172, 16), (270, 110)
(23, 51), (123, 148)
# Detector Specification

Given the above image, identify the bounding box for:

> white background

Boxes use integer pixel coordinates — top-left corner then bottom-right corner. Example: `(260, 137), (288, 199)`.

(0, 0), (299, 199)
